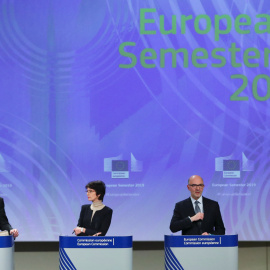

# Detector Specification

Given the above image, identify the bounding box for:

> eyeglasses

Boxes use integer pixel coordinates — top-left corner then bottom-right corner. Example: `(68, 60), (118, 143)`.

(85, 190), (95, 193)
(189, 184), (204, 188)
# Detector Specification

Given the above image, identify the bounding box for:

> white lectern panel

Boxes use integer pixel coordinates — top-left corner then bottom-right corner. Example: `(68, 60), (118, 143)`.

(59, 236), (132, 270)
(165, 235), (238, 270)
(0, 235), (14, 270)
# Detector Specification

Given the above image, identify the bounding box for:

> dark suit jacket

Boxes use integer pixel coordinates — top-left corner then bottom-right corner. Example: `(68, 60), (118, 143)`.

(77, 204), (113, 236)
(170, 197), (225, 235)
(0, 197), (13, 232)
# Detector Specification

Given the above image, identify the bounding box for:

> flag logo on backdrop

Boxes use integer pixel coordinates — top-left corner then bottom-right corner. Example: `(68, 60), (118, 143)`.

(104, 153), (143, 179)
(223, 160), (240, 178)
(215, 152), (254, 178)
(111, 160), (129, 178)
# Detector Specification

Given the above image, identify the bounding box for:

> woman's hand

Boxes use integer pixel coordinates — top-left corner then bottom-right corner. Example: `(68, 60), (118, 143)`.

(93, 232), (102, 236)
(73, 227), (85, 235)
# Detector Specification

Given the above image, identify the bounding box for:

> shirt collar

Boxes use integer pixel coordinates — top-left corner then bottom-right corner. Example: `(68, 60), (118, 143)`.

(190, 196), (203, 205)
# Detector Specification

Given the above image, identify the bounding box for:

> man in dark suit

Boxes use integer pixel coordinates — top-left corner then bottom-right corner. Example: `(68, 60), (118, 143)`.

(170, 175), (225, 235)
(0, 197), (19, 238)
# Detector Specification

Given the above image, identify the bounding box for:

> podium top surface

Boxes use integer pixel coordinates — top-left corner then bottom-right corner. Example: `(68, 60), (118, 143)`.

(59, 236), (133, 249)
(165, 235), (238, 247)
(0, 235), (14, 248)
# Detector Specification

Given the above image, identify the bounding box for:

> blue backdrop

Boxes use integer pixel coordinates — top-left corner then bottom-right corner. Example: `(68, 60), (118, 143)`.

(0, 0), (269, 240)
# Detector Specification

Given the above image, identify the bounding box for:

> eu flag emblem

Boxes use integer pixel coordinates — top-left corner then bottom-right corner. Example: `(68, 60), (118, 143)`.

(223, 160), (240, 171)
(112, 160), (128, 171)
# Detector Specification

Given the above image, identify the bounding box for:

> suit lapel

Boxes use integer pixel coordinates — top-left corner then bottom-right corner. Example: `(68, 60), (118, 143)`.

(86, 206), (93, 225)
(186, 197), (195, 216)
(202, 197), (209, 225)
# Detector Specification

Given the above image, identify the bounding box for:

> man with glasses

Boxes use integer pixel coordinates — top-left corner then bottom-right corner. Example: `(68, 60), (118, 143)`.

(170, 175), (225, 235)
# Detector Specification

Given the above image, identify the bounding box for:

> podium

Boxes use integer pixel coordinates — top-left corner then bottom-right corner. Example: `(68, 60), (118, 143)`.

(59, 236), (132, 270)
(0, 235), (14, 270)
(165, 235), (238, 270)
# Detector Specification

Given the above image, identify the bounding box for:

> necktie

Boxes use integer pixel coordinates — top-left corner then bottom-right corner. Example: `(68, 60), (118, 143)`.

(195, 201), (202, 234)
(195, 201), (201, 213)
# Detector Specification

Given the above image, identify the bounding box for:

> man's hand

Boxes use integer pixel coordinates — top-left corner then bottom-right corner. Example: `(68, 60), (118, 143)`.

(201, 232), (210, 235)
(10, 229), (19, 238)
(190, 212), (204, 222)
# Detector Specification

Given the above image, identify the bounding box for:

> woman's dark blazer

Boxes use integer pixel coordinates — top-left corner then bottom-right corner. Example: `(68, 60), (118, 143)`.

(77, 204), (113, 236)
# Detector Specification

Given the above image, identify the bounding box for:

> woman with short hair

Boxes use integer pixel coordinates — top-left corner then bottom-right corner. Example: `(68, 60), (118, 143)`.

(73, 180), (113, 236)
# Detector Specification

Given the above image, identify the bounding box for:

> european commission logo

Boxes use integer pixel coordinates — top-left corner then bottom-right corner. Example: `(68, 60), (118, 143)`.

(223, 160), (240, 178)
(111, 160), (129, 179)
(215, 152), (254, 178)
(104, 153), (143, 179)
